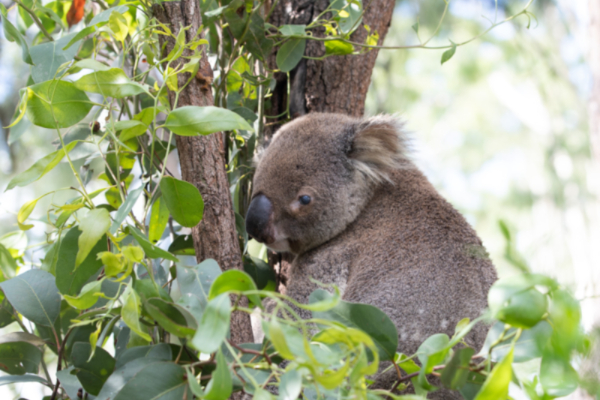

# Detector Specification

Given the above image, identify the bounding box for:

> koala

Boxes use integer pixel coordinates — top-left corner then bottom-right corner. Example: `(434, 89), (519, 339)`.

(245, 113), (497, 398)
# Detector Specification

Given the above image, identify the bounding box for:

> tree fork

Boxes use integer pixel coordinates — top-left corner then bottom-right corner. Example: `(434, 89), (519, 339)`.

(153, 0), (254, 346)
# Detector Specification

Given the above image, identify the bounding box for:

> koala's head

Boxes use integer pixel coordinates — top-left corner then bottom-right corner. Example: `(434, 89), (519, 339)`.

(246, 113), (408, 255)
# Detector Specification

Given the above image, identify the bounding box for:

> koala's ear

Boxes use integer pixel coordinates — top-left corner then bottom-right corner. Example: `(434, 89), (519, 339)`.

(348, 115), (408, 182)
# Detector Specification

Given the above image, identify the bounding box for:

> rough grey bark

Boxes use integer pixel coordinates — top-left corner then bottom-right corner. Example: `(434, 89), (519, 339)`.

(152, 0), (254, 345)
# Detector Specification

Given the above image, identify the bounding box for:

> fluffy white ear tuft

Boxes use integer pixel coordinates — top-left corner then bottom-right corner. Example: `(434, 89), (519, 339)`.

(348, 115), (409, 183)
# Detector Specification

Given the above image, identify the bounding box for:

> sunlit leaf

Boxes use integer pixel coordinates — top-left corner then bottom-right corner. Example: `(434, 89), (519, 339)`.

(121, 286), (151, 341)
(5, 141), (77, 191)
(26, 80), (92, 129)
(76, 208), (111, 268)
(164, 106), (253, 136)
(474, 347), (513, 400)
(74, 68), (147, 98)
(204, 349), (232, 400)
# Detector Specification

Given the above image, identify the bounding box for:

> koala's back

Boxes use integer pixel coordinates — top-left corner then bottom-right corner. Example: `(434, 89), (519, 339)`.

(287, 163), (496, 395)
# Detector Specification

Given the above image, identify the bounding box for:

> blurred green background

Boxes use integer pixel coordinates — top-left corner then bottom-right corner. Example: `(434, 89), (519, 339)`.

(0, 0), (597, 397)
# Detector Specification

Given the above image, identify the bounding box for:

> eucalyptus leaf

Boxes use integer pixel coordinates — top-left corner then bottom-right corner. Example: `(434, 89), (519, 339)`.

(75, 68), (147, 98)
(164, 106), (253, 136)
(30, 33), (80, 83)
(0, 341), (42, 375)
(76, 208), (111, 267)
(56, 228), (107, 296)
(71, 343), (116, 395)
(310, 290), (397, 361)
(26, 80), (92, 129)
(0, 269), (60, 327)
(128, 225), (178, 262)
(190, 293), (230, 354)
(276, 39), (306, 72)
(159, 176), (204, 227)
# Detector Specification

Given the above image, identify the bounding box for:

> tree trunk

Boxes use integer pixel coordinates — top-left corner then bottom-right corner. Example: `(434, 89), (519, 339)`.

(152, 0), (254, 345)
(264, 0), (395, 290)
(266, 0), (395, 126)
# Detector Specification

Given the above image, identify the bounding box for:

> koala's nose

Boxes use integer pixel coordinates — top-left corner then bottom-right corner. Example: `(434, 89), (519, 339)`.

(245, 194), (273, 243)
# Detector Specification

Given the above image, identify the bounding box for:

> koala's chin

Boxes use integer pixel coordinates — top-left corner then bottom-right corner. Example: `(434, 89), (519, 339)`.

(247, 112), (497, 397)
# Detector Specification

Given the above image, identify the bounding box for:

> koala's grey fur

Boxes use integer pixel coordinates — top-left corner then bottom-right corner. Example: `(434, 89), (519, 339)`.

(248, 113), (497, 398)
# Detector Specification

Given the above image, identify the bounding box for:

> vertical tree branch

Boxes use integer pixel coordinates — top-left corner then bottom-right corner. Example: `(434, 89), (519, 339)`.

(152, 0), (254, 345)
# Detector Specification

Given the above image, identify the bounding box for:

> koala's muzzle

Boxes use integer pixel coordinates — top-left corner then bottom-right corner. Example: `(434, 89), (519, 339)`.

(245, 194), (273, 244)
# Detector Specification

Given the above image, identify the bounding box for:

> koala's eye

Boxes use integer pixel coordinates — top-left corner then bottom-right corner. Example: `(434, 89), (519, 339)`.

(299, 195), (312, 205)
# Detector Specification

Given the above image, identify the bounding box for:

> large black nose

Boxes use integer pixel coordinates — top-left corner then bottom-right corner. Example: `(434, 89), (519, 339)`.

(245, 194), (273, 243)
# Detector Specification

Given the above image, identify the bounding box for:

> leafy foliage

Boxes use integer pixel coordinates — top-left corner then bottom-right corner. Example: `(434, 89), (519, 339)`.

(0, 0), (591, 399)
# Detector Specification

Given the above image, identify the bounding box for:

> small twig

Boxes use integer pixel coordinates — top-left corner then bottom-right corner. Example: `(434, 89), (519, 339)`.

(227, 339), (273, 365)
(14, 0), (54, 41)
(50, 329), (74, 400)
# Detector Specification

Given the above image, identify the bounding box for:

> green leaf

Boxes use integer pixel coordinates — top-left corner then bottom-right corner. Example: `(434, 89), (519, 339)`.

(76, 209), (111, 267)
(109, 11), (128, 42)
(276, 39), (306, 72)
(164, 106), (253, 136)
(73, 58), (111, 71)
(279, 24), (306, 36)
(128, 226), (178, 262)
(310, 290), (397, 361)
(473, 347), (513, 400)
(56, 366), (82, 399)
(119, 107), (161, 142)
(209, 270), (261, 307)
(324, 40), (354, 56)
(540, 354), (579, 397)
(177, 259), (222, 310)
(89, 5), (128, 26)
(122, 286), (152, 341)
(110, 186), (143, 234)
(441, 42), (457, 65)
(159, 176), (204, 228)
(482, 321), (552, 363)
(112, 362), (187, 400)
(0, 374), (49, 386)
(5, 141), (77, 191)
(0, 269), (60, 327)
(168, 235), (195, 256)
(205, 349), (232, 400)
(26, 80), (92, 129)
(64, 280), (103, 309)
(30, 33), (80, 83)
(71, 343), (116, 395)
(190, 293), (231, 354)
(0, 5), (32, 64)
(278, 370), (302, 400)
(63, 26), (98, 51)
(441, 347), (474, 390)
(0, 243), (17, 280)
(417, 334), (450, 374)
(243, 256), (276, 291)
(56, 228), (107, 295)
(0, 340), (42, 375)
(75, 68), (147, 98)
(268, 318), (295, 360)
(490, 284), (548, 329)
(144, 298), (196, 338)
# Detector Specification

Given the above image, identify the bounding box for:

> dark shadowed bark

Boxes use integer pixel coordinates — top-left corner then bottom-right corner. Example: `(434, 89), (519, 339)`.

(153, 0), (254, 345)
(266, 0), (395, 131)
